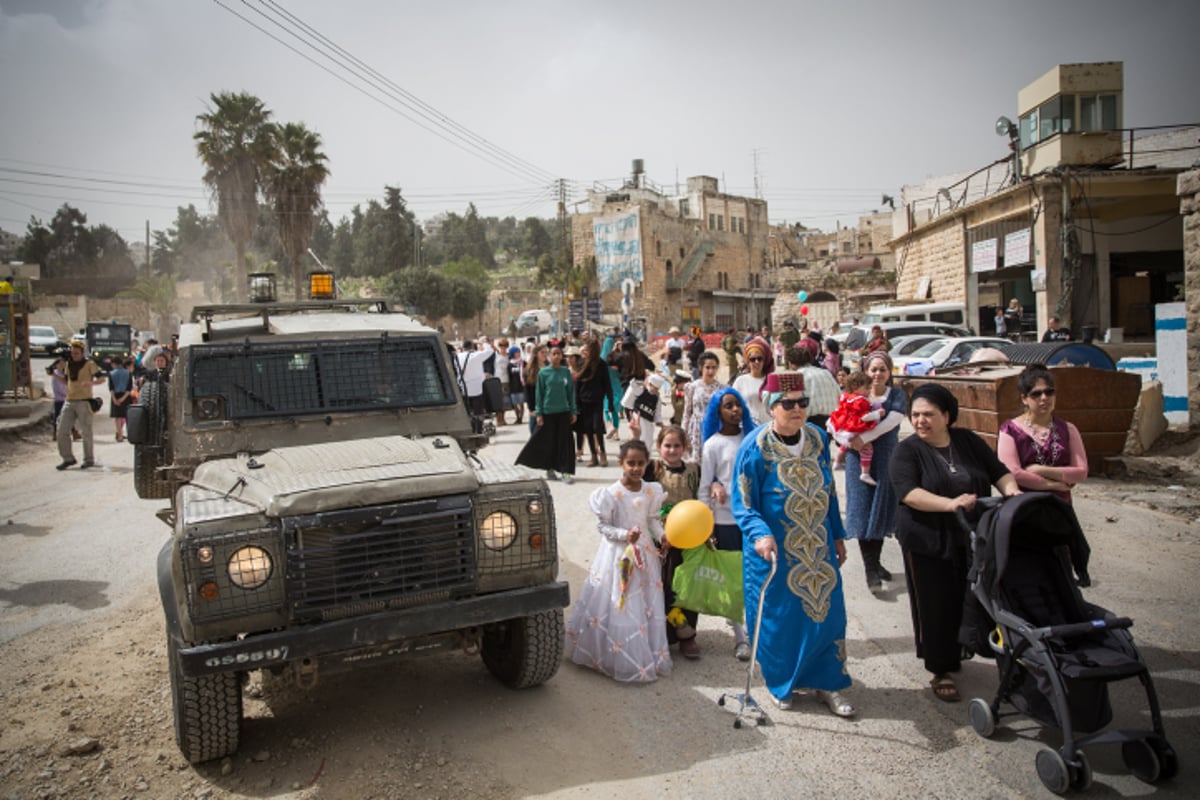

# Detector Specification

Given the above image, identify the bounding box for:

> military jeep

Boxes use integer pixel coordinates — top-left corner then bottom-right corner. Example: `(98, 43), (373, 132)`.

(127, 299), (568, 764)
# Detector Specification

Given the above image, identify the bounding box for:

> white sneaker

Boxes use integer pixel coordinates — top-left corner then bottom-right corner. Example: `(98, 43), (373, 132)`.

(859, 473), (877, 486)
(561, 474), (574, 485)
(770, 694), (793, 710)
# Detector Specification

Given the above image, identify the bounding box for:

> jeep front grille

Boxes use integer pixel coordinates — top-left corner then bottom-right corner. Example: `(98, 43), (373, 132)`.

(284, 497), (476, 622)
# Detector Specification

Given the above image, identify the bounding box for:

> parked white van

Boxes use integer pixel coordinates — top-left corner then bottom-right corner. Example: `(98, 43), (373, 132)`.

(863, 301), (967, 327)
(514, 309), (553, 337)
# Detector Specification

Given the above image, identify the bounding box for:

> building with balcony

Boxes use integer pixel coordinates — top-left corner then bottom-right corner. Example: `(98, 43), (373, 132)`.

(890, 61), (1197, 340)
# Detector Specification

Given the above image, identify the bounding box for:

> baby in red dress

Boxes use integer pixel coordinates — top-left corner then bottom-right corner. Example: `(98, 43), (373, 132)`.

(827, 370), (884, 485)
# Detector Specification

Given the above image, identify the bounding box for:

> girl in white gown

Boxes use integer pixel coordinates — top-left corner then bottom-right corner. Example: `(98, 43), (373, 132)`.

(564, 439), (672, 682)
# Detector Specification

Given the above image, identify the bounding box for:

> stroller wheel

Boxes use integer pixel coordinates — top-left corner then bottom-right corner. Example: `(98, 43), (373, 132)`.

(1035, 748), (1070, 795)
(717, 696), (726, 707)
(968, 698), (996, 739)
(1122, 739), (1162, 784)
(733, 718), (742, 729)
(1069, 751), (1092, 791)
(1147, 735), (1178, 781)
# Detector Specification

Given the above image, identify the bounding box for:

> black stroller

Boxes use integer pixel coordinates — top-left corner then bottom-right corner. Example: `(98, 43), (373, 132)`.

(962, 493), (1177, 794)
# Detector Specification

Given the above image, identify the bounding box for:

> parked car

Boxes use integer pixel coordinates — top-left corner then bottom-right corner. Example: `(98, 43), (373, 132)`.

(28, 325), (66, 356)
(843, 321), (972, 353)
(887, 334), (949, 360)
(894, 336), (1013, 376)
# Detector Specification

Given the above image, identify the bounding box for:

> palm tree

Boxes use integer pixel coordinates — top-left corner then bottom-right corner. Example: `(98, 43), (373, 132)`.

(262, 122), (330, 300)
(194, 92), (273, 302)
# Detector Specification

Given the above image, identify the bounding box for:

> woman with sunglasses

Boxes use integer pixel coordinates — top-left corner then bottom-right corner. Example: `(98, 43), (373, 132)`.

(732, 372), (856, 717)
(996, 364), (1088, 503)
(732, 336), (773, 427)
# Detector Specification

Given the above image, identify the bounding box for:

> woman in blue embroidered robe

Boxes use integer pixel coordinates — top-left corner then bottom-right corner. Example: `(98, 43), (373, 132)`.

(732, 371), (857, 716)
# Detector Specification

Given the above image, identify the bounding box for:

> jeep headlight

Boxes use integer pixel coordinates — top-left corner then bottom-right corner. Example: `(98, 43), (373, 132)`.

(481, 511), (517, 551)
(228, 545), (273, 589)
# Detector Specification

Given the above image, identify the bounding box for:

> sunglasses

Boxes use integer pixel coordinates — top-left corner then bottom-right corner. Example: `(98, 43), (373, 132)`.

(1027, 388), (1056, 399)
(747, 356), (764, 363)
(777, 397), (809, 410)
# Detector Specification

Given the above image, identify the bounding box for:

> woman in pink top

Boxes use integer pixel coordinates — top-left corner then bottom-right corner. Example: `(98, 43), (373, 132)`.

(996, 364), (1088, 503)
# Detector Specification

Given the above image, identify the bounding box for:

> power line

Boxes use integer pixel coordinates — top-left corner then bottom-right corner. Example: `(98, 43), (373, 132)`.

(258, 0), (557, 184)
(212, 0), (556, 188)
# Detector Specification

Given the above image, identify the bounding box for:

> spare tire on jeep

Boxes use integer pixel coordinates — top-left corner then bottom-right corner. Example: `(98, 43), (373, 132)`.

(131, 380), (172, 499)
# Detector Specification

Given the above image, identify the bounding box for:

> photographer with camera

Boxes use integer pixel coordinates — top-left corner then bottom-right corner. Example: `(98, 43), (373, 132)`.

(55, 340), (107, 470)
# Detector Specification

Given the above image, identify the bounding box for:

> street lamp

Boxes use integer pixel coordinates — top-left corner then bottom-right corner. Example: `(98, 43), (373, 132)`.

(996, 115), (1021, 185)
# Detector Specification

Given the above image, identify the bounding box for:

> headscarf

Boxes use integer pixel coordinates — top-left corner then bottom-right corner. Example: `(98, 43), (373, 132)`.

(742, 336), (775, 374)
(701, 387), (754, 445)
(911, 383), (959, 425)
(859, 350), (894, 384)
(825, 338), (840, 355)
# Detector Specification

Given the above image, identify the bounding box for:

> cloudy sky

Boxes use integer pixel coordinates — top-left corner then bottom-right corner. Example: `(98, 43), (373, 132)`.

(2, 0), (1198, 245)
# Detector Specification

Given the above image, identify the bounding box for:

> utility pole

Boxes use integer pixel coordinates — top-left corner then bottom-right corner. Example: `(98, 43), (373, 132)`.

(145, 220), (151, 279)
(752, 148), (763, 199)
(556, 178), (568, 325)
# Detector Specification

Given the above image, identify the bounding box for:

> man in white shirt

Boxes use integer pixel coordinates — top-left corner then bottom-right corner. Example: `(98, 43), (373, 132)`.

(456, 340), (486, 415)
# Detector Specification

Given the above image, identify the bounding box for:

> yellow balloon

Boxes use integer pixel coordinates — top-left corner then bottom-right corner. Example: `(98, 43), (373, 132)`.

(664, 500), (715, 549)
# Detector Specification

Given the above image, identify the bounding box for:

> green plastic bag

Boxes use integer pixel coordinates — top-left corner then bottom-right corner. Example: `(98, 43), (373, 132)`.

(672, 546), (743, 623)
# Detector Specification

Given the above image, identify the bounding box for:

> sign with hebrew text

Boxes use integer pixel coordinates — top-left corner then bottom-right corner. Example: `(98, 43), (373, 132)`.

(594, 210), (643, 290)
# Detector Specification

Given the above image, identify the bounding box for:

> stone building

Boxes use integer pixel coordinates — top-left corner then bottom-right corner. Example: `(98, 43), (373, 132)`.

(572, 167), (773, 334)
(889, 62), (1197, 339)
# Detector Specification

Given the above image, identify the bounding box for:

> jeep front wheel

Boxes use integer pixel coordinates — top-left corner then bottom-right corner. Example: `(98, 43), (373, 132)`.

(168, 636), (242, 764)
(481, 609), (564, 689)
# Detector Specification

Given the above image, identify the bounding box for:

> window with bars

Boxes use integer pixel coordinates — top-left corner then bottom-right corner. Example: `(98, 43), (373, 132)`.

(188, 337), (456, 420)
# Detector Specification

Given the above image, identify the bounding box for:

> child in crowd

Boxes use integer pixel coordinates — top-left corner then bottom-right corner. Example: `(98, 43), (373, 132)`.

(699, 387), (755, 661)
(644, 425), (702, 659)
(564, 439), (672, 682)
(827, 370), (884, 485)
(625, 371), (667, 450)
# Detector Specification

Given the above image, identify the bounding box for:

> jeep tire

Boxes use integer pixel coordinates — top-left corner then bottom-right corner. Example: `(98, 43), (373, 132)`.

(133, 381), (172, 499)
(168, 636), (242, 764)
(481, 609), (564, 689)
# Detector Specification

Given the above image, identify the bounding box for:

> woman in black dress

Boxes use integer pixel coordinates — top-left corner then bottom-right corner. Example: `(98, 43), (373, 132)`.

(890, 383), (1020, 702)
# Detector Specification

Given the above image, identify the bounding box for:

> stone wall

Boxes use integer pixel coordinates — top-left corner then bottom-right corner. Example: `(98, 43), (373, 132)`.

(1178, 168), (1200, 428)
(893, 215), (967, 303)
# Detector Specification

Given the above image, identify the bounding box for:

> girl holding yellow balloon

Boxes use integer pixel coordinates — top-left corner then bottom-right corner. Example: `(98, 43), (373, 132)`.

(644, 425), (703, 659)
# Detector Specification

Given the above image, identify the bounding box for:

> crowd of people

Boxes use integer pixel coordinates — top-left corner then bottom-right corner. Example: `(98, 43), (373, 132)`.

(49, 335), (178, 470)
(487, 320), (1090, 718)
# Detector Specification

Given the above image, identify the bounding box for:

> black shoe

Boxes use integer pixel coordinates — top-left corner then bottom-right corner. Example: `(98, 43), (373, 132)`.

(56, 458), (77, 470)
(877, 564), (893, 581)
(79, 461), (95, 469)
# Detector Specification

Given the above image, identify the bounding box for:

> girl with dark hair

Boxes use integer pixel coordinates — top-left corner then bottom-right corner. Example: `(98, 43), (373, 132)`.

(822, 338), (841, 378)
(564, 438), (671, 682)
(890, 383), (1020, 703)
(699, 387), (756, 661)
(996, 364), (1088, 503)
(680, 350), (725, 463)
(516, 345), (577, 484)
(573, 339), (612, 467)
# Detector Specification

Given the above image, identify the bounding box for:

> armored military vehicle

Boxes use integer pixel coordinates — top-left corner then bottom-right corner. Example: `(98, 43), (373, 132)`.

(127, 297), (568, 763)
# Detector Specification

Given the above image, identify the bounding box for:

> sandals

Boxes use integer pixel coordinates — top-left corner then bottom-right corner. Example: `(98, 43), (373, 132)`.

(930, 674), (960, 702)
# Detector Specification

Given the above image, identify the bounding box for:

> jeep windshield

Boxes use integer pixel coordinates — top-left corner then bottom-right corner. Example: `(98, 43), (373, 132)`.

(188, 337), (456, 421)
